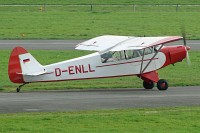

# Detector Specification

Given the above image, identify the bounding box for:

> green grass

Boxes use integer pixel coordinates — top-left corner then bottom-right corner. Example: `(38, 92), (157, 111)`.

(0, 6), (200, 39)
(1, 50), (199, 92)
(1, 0), (200, 4)
(0, 107), (200, 133)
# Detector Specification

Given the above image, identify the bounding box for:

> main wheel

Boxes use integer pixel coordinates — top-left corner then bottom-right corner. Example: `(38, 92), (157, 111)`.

(157, 79), (168, 90)
(143, 81), (154, 89)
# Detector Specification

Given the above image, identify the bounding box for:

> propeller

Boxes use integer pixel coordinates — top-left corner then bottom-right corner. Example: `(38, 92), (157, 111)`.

(181, 26), (191, 66)
(186, 50), (191, 66)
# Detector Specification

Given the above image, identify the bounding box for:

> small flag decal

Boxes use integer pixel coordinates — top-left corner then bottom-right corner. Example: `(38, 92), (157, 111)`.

(23, 58), (30, 63)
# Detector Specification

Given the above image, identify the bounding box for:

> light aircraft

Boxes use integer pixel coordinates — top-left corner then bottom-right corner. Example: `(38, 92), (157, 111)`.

(8, 35), (190, 92)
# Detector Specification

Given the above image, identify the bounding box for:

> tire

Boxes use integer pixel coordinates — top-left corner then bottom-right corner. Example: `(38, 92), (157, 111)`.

(16, 87), (20, 92)
(157, 79), (168, 91)
(143, 81), (154, 89)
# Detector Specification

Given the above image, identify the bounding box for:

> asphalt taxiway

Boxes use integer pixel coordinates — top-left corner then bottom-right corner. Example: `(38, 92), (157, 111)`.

(0, 40), (199, 50)
(0, 87), (199, 113)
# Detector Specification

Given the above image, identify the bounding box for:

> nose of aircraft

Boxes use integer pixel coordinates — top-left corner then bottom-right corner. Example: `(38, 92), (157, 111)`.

(160, 45), (190, 68)
(168, 45), (187, 64)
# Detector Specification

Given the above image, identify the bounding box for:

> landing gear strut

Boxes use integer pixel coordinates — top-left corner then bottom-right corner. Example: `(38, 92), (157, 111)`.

(157, 79), (168, 90)
(16, 83), (28, 92)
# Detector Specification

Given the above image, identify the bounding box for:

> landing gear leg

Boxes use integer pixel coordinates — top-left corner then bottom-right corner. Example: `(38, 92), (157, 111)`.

(16, 83), (28, 92)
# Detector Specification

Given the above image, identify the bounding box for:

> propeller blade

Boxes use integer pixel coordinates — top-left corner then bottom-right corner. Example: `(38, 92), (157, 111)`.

(181, 26), (187, 46)
(186, 51), (191, 66)
(181, 26), (191, 66)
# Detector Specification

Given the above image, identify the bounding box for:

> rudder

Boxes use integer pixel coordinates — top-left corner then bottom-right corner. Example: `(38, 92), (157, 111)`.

(8, 47), (27, 83)
(8, 46), (44, 83)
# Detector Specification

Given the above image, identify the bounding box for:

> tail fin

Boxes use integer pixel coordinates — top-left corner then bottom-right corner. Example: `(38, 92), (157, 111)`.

(8, 46), (45, 83)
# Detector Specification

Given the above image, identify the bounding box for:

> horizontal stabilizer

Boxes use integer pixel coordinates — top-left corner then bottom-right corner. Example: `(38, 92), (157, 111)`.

(17, 70), (46, 76)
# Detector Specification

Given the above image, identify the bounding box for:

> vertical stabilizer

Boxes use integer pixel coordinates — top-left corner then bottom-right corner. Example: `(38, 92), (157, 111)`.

(8, 47), (27, 83)
(8, 46), (44, 83)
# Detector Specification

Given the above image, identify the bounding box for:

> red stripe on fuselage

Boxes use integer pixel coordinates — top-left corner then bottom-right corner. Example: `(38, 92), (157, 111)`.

(25, 73), (138, 83)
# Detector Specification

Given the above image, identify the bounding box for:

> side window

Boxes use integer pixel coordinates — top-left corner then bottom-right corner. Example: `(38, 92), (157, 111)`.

(125, 50), (140, 59)
(101, 52), (113, 63)
(133, 50), (140, 58)
(112, 51), (125, 60)
(125, 50), (133, 59)
(144, 47), (153, 55)
(101, 51), (125, 63)
(138, 49), (144, 56)
(138, 47), (154, 56)
(101, 48), (154, 63)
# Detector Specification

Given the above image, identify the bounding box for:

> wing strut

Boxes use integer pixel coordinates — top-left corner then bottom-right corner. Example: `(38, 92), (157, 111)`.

(139, 44), (164, 76)
(139, 49), (145, 75)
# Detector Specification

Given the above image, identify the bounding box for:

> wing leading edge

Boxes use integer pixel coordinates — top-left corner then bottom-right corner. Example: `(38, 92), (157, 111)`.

(75, 35), (182, 52)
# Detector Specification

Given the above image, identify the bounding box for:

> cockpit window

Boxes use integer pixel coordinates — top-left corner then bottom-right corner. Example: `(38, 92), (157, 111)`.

(138, 49), (144, 56)
(101, 50), (139, 63)
(101, 51), (124, 63)
(138, 47), (154, 56)
(144, 47), (153, 55)
(101, 47), (155, 63)
(112, 51), (126, 60)
(125, 50), (140, 59)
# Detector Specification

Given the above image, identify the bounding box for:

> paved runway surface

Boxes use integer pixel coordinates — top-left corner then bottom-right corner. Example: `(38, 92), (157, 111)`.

(0, 86), (199, 113)
(0, 40), (199, 50)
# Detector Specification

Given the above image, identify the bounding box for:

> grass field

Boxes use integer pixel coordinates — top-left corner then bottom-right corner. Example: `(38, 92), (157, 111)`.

(0, 6), (200, 39)
(0, 107), (200, 133)
(1, 0), (200, 4)
(1, 50), (199, 92)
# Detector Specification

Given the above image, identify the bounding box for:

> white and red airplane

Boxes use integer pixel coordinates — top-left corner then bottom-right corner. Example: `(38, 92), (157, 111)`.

(8, 35), (190, 92)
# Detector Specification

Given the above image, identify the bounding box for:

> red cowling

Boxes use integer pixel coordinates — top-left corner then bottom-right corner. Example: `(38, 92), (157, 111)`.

(160, 45), (187, 68)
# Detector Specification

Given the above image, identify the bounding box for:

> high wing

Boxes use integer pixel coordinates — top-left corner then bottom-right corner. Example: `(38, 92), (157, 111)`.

(75, 35), (182, 52)
(110, 36), (182, 51)
(75, 35), (135, 51)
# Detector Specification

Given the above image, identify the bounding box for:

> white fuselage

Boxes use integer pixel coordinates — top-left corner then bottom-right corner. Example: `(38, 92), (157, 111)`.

(23, 52), (166, 82)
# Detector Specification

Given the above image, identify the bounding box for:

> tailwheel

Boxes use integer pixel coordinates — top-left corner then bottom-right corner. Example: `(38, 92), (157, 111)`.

(16, 87), (20, 92)
(16, 83), (28, 93)
(143, 81), (154, 89)
(157, 79), (168, 91)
